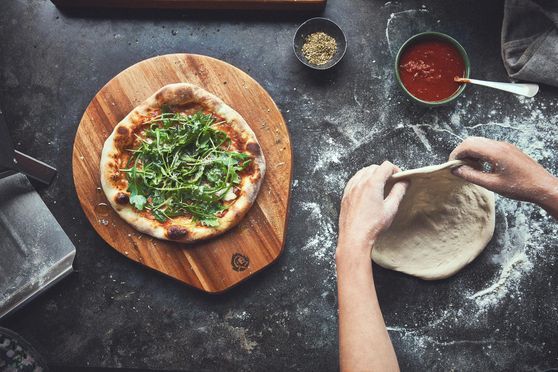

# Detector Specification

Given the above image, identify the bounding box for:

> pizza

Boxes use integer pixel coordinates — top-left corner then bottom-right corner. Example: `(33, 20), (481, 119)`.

(100, 83), (266, 243)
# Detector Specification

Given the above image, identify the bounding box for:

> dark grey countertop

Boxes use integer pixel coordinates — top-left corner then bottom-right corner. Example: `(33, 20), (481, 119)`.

(1, 0), (558, 370)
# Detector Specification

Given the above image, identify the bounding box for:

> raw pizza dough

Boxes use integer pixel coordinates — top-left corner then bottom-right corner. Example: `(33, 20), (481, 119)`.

(371, 160), (495, 280)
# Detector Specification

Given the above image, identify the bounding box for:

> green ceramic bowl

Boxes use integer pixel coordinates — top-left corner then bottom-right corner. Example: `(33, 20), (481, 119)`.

(394, 32), (471, 106)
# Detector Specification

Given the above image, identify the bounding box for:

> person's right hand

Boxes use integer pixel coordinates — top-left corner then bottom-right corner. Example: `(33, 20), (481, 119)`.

(449, 137), (558, 205)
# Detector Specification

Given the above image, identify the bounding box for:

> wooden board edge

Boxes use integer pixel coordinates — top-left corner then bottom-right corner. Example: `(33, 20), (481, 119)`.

(51, 0), (327, 11)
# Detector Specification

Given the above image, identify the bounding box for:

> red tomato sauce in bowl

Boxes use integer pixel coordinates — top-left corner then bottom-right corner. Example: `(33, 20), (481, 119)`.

(398, 39), (466, 102)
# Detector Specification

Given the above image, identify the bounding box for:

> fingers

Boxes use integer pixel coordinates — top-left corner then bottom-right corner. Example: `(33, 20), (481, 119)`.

(452, 164), (500, 189)
(373, 161), (398, 183)
(384, 180), (408, 217)
(343, 161), (398, 197)
(449, 137), (500, 164)
(371, 162), (403, 197)
(342, 164), (378, 198)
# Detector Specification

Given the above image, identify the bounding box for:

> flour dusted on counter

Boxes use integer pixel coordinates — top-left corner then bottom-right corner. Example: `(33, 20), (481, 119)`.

(469, 251), (533, 308)
(299, 202), (336, 261)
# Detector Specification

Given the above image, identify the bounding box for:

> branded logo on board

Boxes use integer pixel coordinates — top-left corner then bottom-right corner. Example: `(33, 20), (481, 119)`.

(231, 253), (249, 272)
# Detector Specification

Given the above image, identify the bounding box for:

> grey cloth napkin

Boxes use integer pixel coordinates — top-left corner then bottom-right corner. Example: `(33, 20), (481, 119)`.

(502, 0), (558, 87)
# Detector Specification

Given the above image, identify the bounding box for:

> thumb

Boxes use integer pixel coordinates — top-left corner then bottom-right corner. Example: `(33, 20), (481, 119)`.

(384, 181), (408, 218)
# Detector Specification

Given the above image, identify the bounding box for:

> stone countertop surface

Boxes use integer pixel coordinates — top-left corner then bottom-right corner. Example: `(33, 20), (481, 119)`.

(1, 0), (558, 370)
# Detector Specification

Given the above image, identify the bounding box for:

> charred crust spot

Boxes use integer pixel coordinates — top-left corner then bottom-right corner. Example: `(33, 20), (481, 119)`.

(115, 192), (129, 205)
(154, 90), (167, 103)
(166, 225), (188, 240)
(117, 126), (129, 136)
(114, 128), (133, 147)
(245, 142), (261, 156)
(156, 86), (194, 105)
(176, 87), (194, 102)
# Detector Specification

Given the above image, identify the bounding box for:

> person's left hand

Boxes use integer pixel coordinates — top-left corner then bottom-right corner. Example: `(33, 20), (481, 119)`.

(336, 161), (408, 262)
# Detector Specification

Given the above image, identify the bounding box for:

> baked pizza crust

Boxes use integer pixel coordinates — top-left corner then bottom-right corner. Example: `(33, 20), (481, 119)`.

(100, 83), (266, 243)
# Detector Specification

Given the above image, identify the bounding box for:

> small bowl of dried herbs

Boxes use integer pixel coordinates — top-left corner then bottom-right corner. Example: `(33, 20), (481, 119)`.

(293, 17), (347, 70)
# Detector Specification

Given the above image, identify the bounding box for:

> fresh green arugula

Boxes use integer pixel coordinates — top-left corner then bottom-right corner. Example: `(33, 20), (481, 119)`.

(120, 111), (251, 226)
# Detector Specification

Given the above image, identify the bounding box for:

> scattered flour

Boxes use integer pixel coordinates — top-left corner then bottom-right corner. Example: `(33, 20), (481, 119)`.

(224, 310), (250, 321)
(299, 202), (336, 262)
(468, 251), (533, 309)
(467, 205), (535, 311)
(385, 9), (429, 55)
(311, 136), (343, 174)
(224, 325), (258, 353)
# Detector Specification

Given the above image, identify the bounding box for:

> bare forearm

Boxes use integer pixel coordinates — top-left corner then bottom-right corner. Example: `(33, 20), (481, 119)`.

(335, 162), (406, 372)
(537, 177), (558, 219)
(336, 248), (399, 372)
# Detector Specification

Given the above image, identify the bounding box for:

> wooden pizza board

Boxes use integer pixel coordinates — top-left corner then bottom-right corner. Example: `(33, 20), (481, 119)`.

(51, 0), (326, 11)
(72, 54), (292, 293)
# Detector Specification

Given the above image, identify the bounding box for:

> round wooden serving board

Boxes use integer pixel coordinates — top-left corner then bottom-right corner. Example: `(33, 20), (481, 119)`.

(72, 54), (292, 293)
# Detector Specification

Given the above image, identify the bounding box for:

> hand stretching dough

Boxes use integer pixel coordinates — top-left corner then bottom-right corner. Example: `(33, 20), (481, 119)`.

(371, 160), (495, 280)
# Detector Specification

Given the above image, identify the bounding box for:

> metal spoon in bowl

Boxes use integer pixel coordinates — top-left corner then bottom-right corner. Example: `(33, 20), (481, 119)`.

(454, 77), (539, 98)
